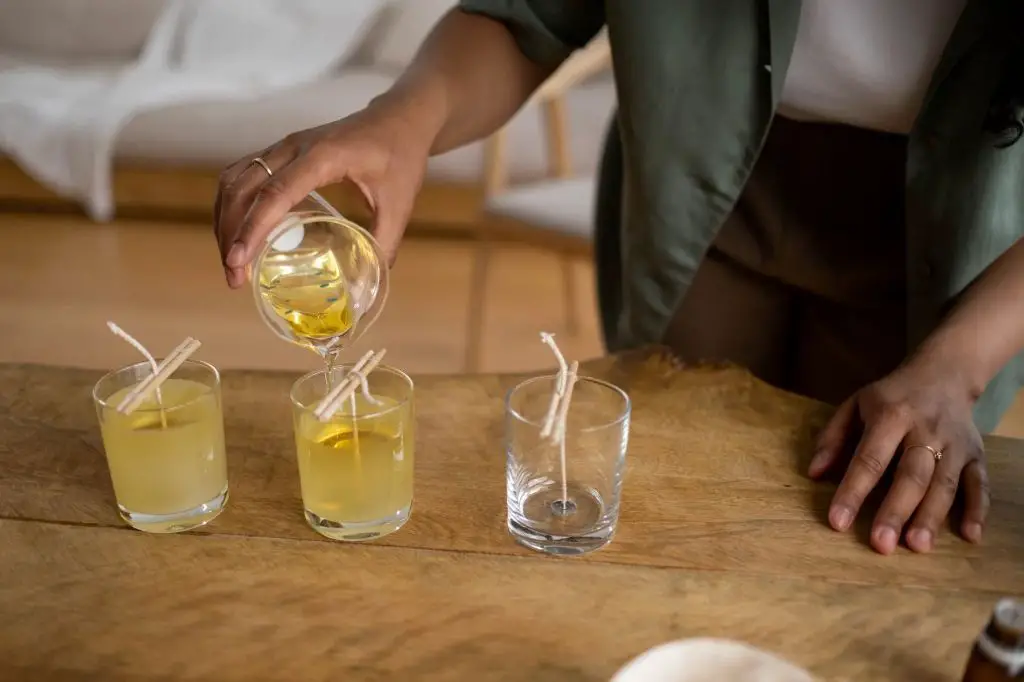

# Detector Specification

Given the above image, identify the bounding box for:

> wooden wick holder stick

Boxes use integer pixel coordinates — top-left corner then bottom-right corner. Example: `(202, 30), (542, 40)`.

(116, 337), (201, 415)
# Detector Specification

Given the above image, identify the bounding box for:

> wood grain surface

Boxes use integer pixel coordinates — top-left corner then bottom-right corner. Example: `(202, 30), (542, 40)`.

(1, 349), (1022, 681)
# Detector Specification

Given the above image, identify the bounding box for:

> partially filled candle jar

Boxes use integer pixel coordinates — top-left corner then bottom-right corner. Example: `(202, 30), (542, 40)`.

(252, 196), (413, 542)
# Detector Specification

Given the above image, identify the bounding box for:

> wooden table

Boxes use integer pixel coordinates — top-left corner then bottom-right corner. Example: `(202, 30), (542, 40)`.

(1, 350), (1021, 681)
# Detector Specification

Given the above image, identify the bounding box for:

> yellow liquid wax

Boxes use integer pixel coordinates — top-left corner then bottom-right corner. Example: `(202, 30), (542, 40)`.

(100, 378), (228, 532)
(258, 245), (355, 341)
(295, 394), (413, 540)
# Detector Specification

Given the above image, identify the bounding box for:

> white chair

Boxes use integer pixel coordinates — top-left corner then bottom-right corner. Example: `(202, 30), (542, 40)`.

(464, 34), (613, 372)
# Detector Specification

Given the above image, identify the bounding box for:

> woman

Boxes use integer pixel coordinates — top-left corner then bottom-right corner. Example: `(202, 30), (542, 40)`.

(213, 0), (1024, 555)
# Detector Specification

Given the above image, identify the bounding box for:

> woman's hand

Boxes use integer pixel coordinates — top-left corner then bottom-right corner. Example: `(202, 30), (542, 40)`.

(213, 98), (436, 288)
(211, 7), (565, 288)
(808, 358), (990, 555)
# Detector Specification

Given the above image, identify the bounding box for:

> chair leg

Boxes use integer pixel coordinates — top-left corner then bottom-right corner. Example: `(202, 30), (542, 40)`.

(560, 253), (579, 335)
(465, 235), (492, 373)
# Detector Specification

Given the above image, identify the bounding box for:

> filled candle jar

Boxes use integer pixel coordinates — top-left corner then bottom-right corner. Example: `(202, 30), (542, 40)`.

(93, 357), (228, 533)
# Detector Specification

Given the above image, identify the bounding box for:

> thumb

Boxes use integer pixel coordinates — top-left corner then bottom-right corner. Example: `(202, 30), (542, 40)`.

(809, 396), (857, 478)
(366, 183), (415, 266)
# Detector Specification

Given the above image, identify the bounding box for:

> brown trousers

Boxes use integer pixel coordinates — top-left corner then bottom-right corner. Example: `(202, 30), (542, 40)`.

(663, 116), (909, 406)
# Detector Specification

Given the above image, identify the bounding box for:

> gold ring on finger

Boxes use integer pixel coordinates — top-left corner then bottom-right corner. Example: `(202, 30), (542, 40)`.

(904, 444), (943, 462)
(249, 157), (273, 177)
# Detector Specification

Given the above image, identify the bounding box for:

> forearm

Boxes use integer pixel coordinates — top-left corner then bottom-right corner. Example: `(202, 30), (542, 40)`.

(911, 236), (1024, 399)
(368, 9), (555, 156)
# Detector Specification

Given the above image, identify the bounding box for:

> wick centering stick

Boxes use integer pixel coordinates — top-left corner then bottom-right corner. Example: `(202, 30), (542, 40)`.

(116, 336), (202, 415)
(314, 348), (386, 421)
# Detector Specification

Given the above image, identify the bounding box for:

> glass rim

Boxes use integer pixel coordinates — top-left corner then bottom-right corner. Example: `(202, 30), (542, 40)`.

(505, 373), (631, 432)
(290, 362), (413, 420)
(92, 359), (220, 414)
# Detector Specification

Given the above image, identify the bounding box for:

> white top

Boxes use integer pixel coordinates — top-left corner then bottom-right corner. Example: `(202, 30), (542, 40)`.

(778, 0), (967, 134)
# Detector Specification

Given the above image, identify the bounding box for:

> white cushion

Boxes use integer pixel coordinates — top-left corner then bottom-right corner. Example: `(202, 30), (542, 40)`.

(116, 75), (616, 186)
(369, 0), (455, 72)
(484, 177), (596, 239)
(116, 69), (397, 164)
(171, 0), (384, 79)
(0, 0), (166, 60)
(345, 2), (405, 67)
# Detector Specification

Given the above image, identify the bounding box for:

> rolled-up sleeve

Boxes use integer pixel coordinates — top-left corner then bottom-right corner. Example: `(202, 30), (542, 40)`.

(458, 0), (605, 68)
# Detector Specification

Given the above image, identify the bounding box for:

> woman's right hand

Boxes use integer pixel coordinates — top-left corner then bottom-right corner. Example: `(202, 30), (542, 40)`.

(214, 99), (435, 288)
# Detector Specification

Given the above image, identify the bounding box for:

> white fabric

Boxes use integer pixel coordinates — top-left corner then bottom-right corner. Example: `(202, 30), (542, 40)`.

(0, 0), (383, 220)
(485, 177), (596, 239)
(0, 0), (167, 60)
(611, 639), (815, 682)
(370, 0), (455, 71)
(779, 0), (966, 134)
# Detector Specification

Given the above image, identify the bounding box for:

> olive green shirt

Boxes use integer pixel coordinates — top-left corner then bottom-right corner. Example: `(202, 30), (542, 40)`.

(460, 0), (1024, 432)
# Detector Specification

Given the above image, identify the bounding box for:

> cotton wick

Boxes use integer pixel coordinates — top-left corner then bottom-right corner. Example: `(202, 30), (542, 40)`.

(106, 322), (202, 419)
(539, 332), (578, 507)
(554, 361), (579, 446)
(107, 321), (165, 411)
(540, 332), (575, 444)
(314, 348), (387, 421)
(348, 368), (382, 407)
(540, 332), (568, 440)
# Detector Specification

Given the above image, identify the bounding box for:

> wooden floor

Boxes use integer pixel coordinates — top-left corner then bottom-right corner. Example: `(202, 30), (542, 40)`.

(1, 212), (1022, 437)
(0, 213), (603, 375)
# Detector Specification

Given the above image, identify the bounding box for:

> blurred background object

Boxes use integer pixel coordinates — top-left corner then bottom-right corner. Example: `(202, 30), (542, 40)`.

(467, 33), (611, 372)
(0, 0), (615, 232)
(0, 0), (612, 377)
(0, 0), (385, 220)
(1, 0), (1022, 435)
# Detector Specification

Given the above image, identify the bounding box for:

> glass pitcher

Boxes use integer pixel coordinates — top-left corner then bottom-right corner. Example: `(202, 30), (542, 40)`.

(250, 192), (389, 358)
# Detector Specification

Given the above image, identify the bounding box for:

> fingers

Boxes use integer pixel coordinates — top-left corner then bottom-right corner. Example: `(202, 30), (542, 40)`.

(960, 458), (990, 544)
(809, 396), (856, 478)
(215, 147), (274, 250)
(215, 146), (297, 287)
(229, 153), (333, 270)
(367, 181), (414, 265)
(872, 435), (940, 554)
(873, 433), (986, 554)
(902, 454), (956, 553)
(212, 116), (426, 287)
(828, 405), (911, 533)
(216, 174), (252, 289)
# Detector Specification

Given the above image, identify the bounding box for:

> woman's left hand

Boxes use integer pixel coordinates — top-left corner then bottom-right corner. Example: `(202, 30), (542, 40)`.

(808, 359), (990, 555)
